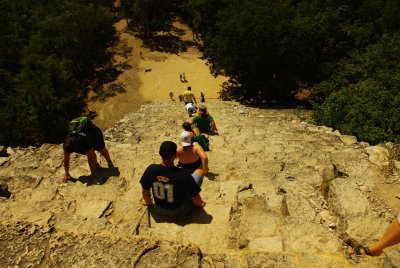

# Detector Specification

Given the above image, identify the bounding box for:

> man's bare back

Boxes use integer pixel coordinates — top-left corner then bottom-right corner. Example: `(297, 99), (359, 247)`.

(177, 142), (202, 164)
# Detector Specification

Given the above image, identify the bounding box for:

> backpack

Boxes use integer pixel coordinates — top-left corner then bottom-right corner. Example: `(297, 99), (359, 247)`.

(68, 116), (90, 136)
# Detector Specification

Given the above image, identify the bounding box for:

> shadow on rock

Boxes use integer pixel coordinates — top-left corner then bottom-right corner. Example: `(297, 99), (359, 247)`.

(205, 172), (219, 181)
(77, 166), (120, 186)
(150, 207), (213, 226)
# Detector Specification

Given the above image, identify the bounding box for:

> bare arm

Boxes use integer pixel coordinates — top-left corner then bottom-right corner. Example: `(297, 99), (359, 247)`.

(195, 143), (208, 175)
(211, 119), (218, 132)
(142, 189), (153, 205)
(192, 194), (206, 208)
(192, 127), (200, 136)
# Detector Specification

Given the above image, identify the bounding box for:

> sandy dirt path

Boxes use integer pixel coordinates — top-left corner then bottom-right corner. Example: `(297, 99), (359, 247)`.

(88, 20), (227, 130)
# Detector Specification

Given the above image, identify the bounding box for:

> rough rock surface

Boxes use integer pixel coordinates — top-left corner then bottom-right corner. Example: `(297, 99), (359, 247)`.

(1, 100), (400, 267)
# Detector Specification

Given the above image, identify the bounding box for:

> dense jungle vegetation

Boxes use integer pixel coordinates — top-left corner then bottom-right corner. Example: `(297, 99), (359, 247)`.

(1, 0), (400, 146)
(0, 0), (116, 146)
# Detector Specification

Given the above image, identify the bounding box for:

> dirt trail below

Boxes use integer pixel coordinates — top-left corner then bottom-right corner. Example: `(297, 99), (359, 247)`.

(87, 20), (227, 130)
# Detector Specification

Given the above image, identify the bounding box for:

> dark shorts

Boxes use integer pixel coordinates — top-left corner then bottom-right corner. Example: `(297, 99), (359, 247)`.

(88, 125), (106, 152)
(177, 158), (202, 172)
(64, 125), (105, 154)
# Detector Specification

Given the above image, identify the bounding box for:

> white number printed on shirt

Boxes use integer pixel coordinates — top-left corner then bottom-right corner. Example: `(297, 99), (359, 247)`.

(153, 181), (174, 203)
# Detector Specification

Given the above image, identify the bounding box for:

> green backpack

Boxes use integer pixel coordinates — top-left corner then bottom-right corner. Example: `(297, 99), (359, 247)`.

(68, 116), (89, 136)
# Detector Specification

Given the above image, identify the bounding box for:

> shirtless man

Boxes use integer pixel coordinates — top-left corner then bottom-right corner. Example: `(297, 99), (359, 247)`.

(176, 131), (208, 177)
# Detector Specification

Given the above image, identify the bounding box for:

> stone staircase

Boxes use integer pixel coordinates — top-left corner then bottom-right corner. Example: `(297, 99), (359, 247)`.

(1, 100), (399, 267)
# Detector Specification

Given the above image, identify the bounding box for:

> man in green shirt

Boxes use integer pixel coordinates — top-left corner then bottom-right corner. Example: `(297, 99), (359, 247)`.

(192, 105), (218, 134)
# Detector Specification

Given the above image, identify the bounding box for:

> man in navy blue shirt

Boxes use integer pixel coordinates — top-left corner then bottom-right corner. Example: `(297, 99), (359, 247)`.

(140, 141), (206, 217)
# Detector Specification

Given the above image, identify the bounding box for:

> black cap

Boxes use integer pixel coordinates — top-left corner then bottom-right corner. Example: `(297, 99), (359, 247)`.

(159, 141), (177, 158)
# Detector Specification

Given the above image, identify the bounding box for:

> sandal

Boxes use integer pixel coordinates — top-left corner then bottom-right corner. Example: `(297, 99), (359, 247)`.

(353, 245), (372, 256)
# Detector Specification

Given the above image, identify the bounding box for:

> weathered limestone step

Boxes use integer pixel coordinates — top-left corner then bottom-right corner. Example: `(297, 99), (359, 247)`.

(1, 100), (400, 266)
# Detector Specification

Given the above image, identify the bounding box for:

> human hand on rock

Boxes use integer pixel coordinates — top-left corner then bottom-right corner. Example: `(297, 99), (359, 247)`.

(63, 174), (71, 183)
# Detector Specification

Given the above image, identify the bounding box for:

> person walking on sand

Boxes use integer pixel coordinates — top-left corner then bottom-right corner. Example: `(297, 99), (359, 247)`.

(169, 91), (174, 101)
(176, 131), (208, 177)
(63, 116), (115, 183)
(182, 86), (197, 105)
(140, 141), (206, 218)
(347, 209), (400, 256)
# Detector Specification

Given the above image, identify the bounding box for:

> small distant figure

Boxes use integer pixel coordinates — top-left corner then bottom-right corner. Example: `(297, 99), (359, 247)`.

(182, 86), (197, 105)
(179, 73), (183, 82)
(185, 102), (198, 117)
(182, 73), (187, 82)
(179, 94), (183, 102)
(200, 92), (205, 102)
(169, 91), (174, 101)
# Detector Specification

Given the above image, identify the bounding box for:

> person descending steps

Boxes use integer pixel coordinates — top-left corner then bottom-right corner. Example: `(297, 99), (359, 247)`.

(63, 116), (115, 183)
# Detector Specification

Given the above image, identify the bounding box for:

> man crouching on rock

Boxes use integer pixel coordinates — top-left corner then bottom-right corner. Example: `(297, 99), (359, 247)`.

(63, 116), (114, 183)
(140, 141), (206, 217)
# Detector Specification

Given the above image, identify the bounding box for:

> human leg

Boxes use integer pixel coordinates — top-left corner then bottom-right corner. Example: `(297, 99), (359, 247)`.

(86, 148), (97, 176)
(99, 148), (114, 167)
(349, 212), (400, 256)
(192, 169), (204, 187)
(368, 217), (400, 255)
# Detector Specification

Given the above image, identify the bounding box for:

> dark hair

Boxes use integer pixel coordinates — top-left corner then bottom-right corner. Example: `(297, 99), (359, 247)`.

(187, 86), (191, 91)
(159, 141), (177, 159)
(182, 122), (192, 132)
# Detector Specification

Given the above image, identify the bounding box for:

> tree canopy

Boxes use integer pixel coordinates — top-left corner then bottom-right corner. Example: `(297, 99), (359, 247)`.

(3, 0), (400, 146)
(314, 32), (400, 144)
(0, 0), (116, 146)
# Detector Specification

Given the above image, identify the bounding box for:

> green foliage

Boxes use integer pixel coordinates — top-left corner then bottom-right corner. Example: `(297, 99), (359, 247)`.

(314, 32), (400, 144)
(202, 0), (300, 100)
(180, 0), (400, 103)
(121, 0), (173, 37)
(180, 0), (227, 35)
(0, 0), (116, 146)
